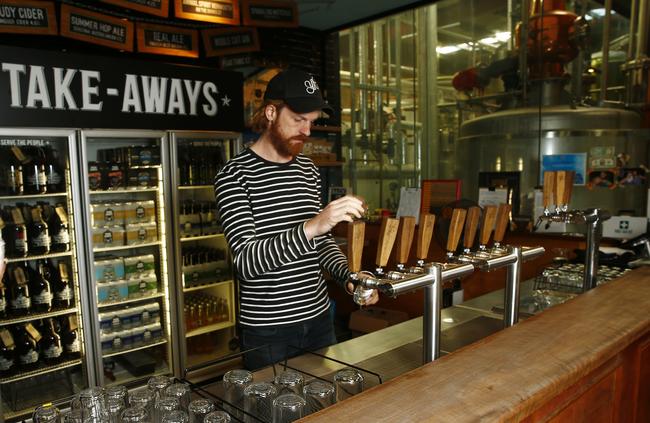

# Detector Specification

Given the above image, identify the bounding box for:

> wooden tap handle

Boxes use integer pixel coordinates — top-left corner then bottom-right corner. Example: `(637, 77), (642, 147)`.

(562, 171), (575, 206)
(376, 217), (400, 268)
(395, 216), (416, 264)
(463, 206), (481, 250)
(493, 203), (511, 244)
(416, 213), (436, 260)
(479, 205), (497, 246)
(446, 208), (467, 253)
(555, 171), (566, 210)
(347, 221), (365, 273)
(543, 171), (555, 210)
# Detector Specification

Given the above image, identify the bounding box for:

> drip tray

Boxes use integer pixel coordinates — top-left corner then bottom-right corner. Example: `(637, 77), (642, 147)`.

(441, 315), (503, 354)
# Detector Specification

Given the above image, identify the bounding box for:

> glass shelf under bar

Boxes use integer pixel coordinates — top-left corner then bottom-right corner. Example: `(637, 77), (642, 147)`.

(180, 234), (224, 242)
(186, 321), (234, 338)
(0, 192), (68, 201)
(178, 185), (213, 190)
(0, 358), (82, 385)
(90, 187), (159, 195)
(102, 339), (168, 359)
(97, 293), (165, 309)
(0, 307), (79, 327)
(93, 241), (161, 253)
(183, 280), (233, 293)
(5, 251), (73, 263)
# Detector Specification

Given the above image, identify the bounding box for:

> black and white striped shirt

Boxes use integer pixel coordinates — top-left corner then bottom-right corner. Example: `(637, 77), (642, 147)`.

(214, 148), (349, 327)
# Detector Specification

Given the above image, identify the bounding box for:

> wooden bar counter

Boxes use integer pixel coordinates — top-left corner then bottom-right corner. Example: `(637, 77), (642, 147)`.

(304, 267), (650, 422)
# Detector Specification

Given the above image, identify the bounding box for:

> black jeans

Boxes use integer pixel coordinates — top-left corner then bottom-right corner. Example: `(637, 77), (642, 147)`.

(240, 311), (337, 370)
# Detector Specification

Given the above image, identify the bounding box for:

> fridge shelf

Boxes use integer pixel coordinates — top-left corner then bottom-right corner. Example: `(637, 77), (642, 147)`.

(183, 280), (233, 292)
(89, 187), (159, 195)
(0, 192), (68, 201)
(0, 307), (79, 327)
(180, 234), (224, 242)
(0, 358), (82, 385)
(102, 339), (168, 359)
(97, 292), (165, 309)
(5, 251), (73, 263)
(178, 185), (214, 190)
(186, 320), (235, 338)
(129, 165), (161, 170)
(94, 241), (161, 253)
(108, 363), (170, 388)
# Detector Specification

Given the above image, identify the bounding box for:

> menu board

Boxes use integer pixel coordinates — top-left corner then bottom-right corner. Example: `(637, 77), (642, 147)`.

(60, 4), (134, 52)
(100, 0), (170, 18)
(137, 23), (198, 58)
(173, 0), (239, 25)
(0, 0), (57, 35)
(241, 0), (298, 28)
(202, 27), (259, 57)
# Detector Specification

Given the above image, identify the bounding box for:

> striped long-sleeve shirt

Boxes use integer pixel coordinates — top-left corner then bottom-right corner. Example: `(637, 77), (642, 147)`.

(214, 148), (349, 327)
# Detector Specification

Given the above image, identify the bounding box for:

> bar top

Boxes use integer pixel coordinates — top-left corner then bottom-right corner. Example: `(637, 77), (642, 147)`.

(301, 267), (650, 422)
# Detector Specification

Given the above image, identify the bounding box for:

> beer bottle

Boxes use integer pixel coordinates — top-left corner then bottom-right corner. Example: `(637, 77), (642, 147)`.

(22, 147), (47, 195)
(7, 147), (24, 195)
(28, 207), (50, 256)
(0, 328), (16, 377)
(14, 323), (40, 370)
(8, 207), (28, 258)
(52, 261), (72, 309)
(38, 318), (63, 365)
(60, 315), (81, 359)
(49, 205), (70, 253)
(31, 261), (53, 313)
(44, 146), (64, 193)
(9, 266), (30, 316)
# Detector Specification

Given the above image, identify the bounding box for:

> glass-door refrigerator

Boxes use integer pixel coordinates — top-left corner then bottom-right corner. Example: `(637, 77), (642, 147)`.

(0, 129), (94, 421)
(77, 130), (177, 388)
(168, 131), (242, 377)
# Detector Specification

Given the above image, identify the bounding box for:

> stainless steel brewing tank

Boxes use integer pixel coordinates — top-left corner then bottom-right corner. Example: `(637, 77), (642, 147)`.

(457, 106), (648, 215)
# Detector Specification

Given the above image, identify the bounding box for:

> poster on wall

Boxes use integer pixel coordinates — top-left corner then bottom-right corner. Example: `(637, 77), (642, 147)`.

(0, 0), (57, 35)
(173, 0), (239, 25)
(202, 27), (259, 57)
(0, 45), (244, 131)
(136, 22), (198, 58)
(241, 0), (298, 27)
(60, 4), (134, 52)
(541, 154), (587, 186)
(100, 0), (169, 17)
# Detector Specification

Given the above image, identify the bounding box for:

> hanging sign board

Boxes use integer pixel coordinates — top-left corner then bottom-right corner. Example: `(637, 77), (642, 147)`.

(60, 4), (134, 52)
(0, 0), (57, 35)
(100, 0), (170, 18)
(202, 27), (259, 57)
(0, 45), (244, 131)
(241, 0), (298, 28)
(173, 0), (239, 25)
(136, 23), (199, 58)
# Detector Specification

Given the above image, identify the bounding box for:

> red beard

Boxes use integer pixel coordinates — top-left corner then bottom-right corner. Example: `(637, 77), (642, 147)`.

(269, 119), (307, 158)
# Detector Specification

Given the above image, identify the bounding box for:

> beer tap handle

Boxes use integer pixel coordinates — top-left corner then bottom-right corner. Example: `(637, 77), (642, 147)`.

(561, 171), (575, 209)
(479, 205), (497, 247)
(463, 206), (481, 251)
(416, 213), (436, 262)
(376, 217), (400, 269)
(555, 171), (566, 212)
(446, 208), (467, 256)
(493, 203), (511, 245)
(543, 171), (555, 212)
(347, 220), (365, 273)
(395, 216), (416, 265)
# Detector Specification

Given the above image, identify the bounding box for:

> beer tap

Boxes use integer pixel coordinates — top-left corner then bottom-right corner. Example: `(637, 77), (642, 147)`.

(462, 206), (481, 255)
(394, 216), (416, 272)
(491, 203), (511, 254)
(414, 213), (436, 268)
(347, 220), (375, 306)
(375, 217), (400, 276)
(445, 208), (467, 260)
(543, 171), (556, 216)
(477, 205), (497, 255)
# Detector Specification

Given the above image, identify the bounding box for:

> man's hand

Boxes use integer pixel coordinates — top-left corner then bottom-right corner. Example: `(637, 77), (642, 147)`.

(304, 195), (365, 240)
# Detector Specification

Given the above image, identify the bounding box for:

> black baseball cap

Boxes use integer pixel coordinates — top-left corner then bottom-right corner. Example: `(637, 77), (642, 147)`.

(264, 69), (334, 115)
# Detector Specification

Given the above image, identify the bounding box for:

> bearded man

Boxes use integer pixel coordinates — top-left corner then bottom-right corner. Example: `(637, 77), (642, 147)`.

(214, 69), (378, 370)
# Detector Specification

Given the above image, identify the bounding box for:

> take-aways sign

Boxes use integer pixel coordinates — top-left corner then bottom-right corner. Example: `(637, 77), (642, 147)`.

(0, 46), (244, 131)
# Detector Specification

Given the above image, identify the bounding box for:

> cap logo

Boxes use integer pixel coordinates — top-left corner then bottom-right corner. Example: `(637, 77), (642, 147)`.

(304, 77), (319, 95)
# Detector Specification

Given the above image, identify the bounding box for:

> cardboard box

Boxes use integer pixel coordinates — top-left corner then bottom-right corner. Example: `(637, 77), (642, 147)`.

(602, 216), (648, 239)
(349, 307), (409, 334)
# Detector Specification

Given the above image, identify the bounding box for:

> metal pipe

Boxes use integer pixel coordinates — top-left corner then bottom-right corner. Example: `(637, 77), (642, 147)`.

(423, 265), (443, 363)
(521, 245), (545, 261)
(628, 0), (639, 60)
(600, 0), (612, 104)
(504, 246), (523, 328)
(519, 0), (530, 103)
(636, 0), (648, 59)
(583, 209), (604, 292)
(358, 28), (369, 133)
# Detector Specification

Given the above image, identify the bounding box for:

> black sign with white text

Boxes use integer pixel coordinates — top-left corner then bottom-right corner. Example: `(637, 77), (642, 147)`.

(0, 46), (244, 131)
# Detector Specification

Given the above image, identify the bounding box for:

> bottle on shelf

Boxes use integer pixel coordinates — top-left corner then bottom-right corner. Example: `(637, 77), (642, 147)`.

(44, 146), (64, 193)
(38, 318), (63, 365)
(60, 315), (81, 360)
(6, 146), (24, 196)
(9, 266), (31, 316)
(29, 206), (50, 255)
(48, 205), (71, 253)
(0, 328), (16, 377)
(51, 261), (73, 309)
(30, 261), (53, 313)
(7, 207), (28, 257)
(22, 147), (48, 195)
(14, 323), (40, 371)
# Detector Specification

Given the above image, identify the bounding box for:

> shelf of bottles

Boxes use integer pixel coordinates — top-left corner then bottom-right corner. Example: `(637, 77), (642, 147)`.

(173, 133), (240, 369)
(83, 134), (173, 387)
(0, 132), (86, 420)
